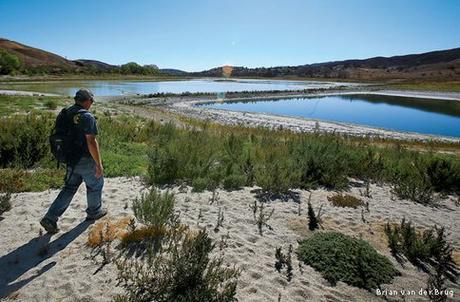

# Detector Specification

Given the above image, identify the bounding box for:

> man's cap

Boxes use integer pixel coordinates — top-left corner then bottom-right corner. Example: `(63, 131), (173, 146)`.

(74, 88), (95, 103)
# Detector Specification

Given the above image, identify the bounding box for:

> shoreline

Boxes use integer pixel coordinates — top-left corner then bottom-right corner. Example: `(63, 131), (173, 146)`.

(160, 89), (460, 143)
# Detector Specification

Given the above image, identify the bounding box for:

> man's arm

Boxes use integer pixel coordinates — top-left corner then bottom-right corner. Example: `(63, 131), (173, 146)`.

(85, 134), (103, 178)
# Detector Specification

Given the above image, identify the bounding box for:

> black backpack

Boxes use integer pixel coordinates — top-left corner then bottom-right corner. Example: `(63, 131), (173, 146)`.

(49, 106), (88, 167)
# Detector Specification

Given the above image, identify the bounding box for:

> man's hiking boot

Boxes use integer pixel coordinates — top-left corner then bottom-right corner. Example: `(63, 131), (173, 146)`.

(40, 217), (59, 234)
(85, 208), (108, 221)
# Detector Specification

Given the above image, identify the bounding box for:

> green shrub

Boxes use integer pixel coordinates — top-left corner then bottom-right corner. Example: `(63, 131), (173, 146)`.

(222, 174), (246, 190)
(294, 137), (350, 189)
(426, 158), (460, 193)
(0, 49), (22, 75)
(115, 230), (240, 302)
(297, 232), (399, 291)
(0, 168), (64, 193)
(44, 99), (58, 110)
(390, 158), (435, 204)
(254, 146), (299, 194)
(132, 188), (177, 228)
(0, 113), (53, 168)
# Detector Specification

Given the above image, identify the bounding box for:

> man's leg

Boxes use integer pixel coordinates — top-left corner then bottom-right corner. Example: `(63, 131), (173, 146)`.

(79, 158), (105, 218)
(43, 167), (83, 224)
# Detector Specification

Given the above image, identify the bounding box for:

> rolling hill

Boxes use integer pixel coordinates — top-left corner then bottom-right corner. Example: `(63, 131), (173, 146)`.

(194, 48), (460, 81)
(0, 38), (161, 75)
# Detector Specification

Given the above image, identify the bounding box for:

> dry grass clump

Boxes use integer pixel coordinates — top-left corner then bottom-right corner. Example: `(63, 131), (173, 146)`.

(120, 224), (189, 247)
(328, 194), (364, 208)
(87, 217), (132, 248)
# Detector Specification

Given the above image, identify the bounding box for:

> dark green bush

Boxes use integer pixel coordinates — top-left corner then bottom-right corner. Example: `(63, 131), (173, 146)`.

(0, 192), (12, 215)
(0, 49), (22, 75)
(426, 158), (460, 193)
(294, 137), (350, 189)
(222, 174), (246, 190)
(297, 232), (399, 291)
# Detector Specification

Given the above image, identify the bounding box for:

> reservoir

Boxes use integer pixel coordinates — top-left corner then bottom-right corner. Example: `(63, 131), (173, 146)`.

(199, 94), (460, 137)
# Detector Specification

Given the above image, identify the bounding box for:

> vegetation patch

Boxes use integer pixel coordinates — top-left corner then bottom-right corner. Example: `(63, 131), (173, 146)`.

(328, 194), (364, 208)
(385, 219), (458, 280)
(115, 188), (240, 302)
(87, 217), (132, 248)
(297, 232), (399, 291)
(0, 168), (64, 193)
(0, 94), (68, 116)
(115, 229), (240, 302)
(1, 96), (459, 202)
(0, 192), (12, 216)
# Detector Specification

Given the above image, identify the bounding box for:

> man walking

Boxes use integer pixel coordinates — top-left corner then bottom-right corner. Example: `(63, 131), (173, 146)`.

(40, 89), (107, 233)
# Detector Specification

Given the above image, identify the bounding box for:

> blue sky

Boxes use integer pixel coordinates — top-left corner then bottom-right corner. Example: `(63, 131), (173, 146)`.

(1, 0), (459, 71)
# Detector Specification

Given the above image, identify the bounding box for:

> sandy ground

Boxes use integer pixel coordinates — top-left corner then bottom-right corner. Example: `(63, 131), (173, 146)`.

(1, 177), (459, 302)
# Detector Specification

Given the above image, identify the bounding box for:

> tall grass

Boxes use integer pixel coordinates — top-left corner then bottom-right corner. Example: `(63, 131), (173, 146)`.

(146, 121), (460, 203)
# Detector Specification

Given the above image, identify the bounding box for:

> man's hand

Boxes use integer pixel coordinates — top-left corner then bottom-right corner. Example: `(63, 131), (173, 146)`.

(95, 163), (104, 179)
(85, 134), (103, 178)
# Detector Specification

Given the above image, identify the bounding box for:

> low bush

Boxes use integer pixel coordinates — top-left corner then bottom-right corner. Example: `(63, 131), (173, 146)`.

(132, 188), (177, 228)
(390, 158), (435, 204)
(384, 219), (458, 281)
(328, 194), (364, 208)
(44, 99), (58, 110)
(0, 192), (12, 215)
(87, 217), (132, 248)
(426, 158), (460, 193)
(297, 232), (399, 291)
(0, 112), (53, 168)
(115, 229), (240, 302)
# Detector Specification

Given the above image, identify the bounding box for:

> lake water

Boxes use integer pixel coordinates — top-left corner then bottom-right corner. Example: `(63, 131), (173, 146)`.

(0, 79), (348, 96)
(199, 94), (460, 137)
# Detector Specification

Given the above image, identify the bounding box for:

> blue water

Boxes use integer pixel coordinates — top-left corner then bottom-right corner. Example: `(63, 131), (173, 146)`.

(0, 79), (346, 96)
(200, 94), (460, 137)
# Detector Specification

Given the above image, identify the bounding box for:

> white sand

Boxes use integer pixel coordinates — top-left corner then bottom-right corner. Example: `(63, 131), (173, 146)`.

(1, 177), (459, 301)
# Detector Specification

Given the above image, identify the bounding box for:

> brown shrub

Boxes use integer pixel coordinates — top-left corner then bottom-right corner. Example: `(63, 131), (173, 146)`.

(328, 194), (364, 208)
(87, 217), (132, 248)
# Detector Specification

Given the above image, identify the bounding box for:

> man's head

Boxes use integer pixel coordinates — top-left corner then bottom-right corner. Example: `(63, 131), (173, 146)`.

(74, 88), (95, 109)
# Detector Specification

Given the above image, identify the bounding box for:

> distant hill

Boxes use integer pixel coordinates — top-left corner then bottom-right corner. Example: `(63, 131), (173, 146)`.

(194, 48), (460, 81)
(0, 38), (162, 75)
(0, 38), (77, 73)
(73, 59), (116, 72)
(160, 68), (188, 76)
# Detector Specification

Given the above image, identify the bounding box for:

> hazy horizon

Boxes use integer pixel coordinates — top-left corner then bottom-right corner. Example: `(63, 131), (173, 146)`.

(1, 0), (459, 72)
